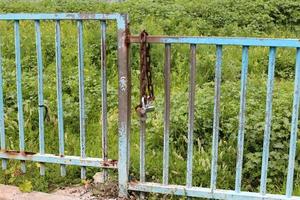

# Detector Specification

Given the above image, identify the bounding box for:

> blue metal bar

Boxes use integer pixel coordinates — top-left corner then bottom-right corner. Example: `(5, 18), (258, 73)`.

(186, 44), (196, 188)
(139, 34), (146, 196)
(235, 46), (249, 192)
(0, 151), (117, 168)
(128, 182), (300, 200)
(35, 20), (45, 176)
(77, 20), (86, 179)
(286, 48), (300, 197)
(0, 13), (123, 21)
(14, 20), (26, 173)
(139, 29), (146, 200)
(210, 45), (222, 191)
(55, 20), (66, 177)
(140, 118), (146, 199)
(163, 43), (171, 185)
(0, 34), (6, 170)
(129, 36), (300, 48)
(260, 47), (276, 195)
(101, 20), (108, 182)
(117, 14), (130, 197)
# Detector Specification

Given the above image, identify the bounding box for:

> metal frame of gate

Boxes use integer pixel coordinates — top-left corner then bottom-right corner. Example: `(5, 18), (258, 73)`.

(128, 36), (300, 199)
(0, 13), (300, 200)
(0, 13), (130, 196)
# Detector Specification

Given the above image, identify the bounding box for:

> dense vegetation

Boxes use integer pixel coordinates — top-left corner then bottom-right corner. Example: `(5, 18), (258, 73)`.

(0, 0), (300, 197)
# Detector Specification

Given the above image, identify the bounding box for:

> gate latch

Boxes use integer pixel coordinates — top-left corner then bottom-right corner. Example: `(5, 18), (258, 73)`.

(136, 30), (155, 118)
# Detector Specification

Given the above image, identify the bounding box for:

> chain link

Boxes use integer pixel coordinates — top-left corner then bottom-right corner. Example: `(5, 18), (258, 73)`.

(136, 30), (154, 117)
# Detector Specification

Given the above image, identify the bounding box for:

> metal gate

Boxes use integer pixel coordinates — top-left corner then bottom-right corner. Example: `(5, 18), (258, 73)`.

(0, 13), (130, 196)
(0, 13), (300, 200)
(127, 36), (300, 199)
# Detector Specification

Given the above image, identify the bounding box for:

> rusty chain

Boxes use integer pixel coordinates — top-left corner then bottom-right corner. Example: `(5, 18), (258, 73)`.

(136, 30), (155, 117)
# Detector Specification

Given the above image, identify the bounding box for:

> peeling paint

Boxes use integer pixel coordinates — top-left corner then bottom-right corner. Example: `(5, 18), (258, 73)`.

(119, 76), (127, 92)
(119, 121), (126, 136)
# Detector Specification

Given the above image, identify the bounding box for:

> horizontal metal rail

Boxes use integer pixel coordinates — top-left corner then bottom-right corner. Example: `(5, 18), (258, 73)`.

(0, 13), (125, 21)
(0, 151), (117, 168)
(129, 35), (300, 47)
(129, 182), (300, 200)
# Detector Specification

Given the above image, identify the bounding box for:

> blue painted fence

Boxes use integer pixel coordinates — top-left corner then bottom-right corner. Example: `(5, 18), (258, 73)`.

(0, 13), (300, 200)
(0, 13), (130, 196)
(129, 36), (300, 199)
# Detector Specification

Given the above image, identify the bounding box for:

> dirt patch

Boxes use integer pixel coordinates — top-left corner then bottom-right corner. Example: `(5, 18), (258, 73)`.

(51, 181), (137, 200)
(91, 181), (122, 200)
(51, 184), (97, 200)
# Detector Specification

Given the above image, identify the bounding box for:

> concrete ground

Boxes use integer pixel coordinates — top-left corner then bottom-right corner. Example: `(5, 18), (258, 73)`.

(0, 184), (82, 200)
(0, 173), (131, 200)
(0, 184), (119, 200)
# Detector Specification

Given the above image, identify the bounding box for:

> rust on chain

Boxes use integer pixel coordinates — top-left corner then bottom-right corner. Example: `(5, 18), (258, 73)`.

(135, 30), (155, 118)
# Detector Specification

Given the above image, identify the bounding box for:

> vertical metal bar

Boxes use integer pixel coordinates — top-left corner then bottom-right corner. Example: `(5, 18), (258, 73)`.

(235, 46), (249, 192)
(139, 31), (147, 200)
(163, 43), (171, 185)
(286, 48), (300, 198)
(117, 14), (130, 198)
(139, 31), (146, 197)
(186, 44), (196, 188)
(14, 20), (26, 173)
(139, 118), (146, 199)
(260, 47), (276, 195)
(0, 33), (6, 170)
(210, 45), (222, 192)
(140, 119), (146, 182)
(55, 20), (66, 177)
(35, 20), (45, 176)
(101, 20), (108, 182)
(77, 20), (86, 179)
(126, 25), (131, 183)
(139, 44), (146, 186)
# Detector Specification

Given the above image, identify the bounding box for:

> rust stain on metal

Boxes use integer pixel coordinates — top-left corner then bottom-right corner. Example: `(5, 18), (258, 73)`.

(102, 159), (118, 167)
(125, 26), (131, 46)
(54, 153), (65, 157)
(5, 150), (36, 157)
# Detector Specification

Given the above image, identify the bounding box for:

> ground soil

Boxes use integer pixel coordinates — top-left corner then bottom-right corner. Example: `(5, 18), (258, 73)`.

(51, 181), (137, 200)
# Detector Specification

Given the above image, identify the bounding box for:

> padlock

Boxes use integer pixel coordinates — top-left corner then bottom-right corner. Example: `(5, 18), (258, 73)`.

(144, 102), (155, 113)
(142, 97), (155, 113)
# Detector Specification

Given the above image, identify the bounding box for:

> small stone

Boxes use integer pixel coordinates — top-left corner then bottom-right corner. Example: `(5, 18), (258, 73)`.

(93, 172), (106, 184)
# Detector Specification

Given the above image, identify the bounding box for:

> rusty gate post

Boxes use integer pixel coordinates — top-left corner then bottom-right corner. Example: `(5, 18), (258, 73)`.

(117, 14), (130, 198)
